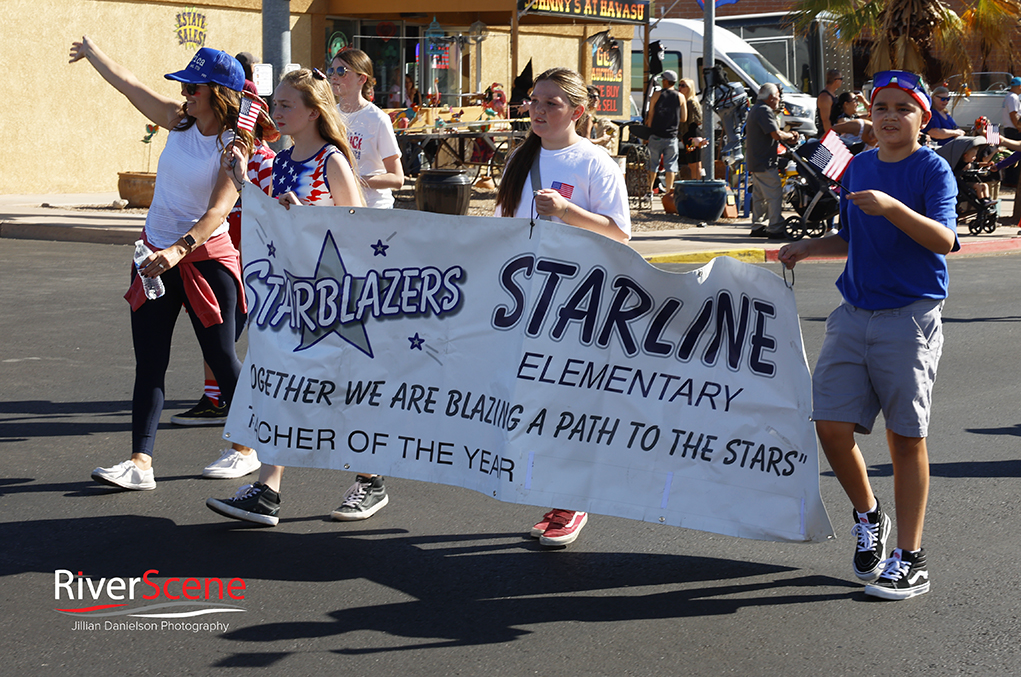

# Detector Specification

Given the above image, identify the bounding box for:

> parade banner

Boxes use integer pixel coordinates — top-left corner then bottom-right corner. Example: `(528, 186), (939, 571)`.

(225, 185), (834, 543)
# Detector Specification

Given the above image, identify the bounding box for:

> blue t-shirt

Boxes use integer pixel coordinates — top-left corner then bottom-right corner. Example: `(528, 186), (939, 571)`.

(922, 110), (960, 146)
(837, 147), (960, 310)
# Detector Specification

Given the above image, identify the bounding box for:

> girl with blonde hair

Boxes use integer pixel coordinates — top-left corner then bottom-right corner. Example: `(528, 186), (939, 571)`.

(207, 67), (366, 526)
(329, 48), (405, 209)
(676, 78), (705, 179)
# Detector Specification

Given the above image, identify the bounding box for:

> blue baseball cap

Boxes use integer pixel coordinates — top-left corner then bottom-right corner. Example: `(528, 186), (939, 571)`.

(165, 48), (244, 92)
(1010, 76), (1021, 87)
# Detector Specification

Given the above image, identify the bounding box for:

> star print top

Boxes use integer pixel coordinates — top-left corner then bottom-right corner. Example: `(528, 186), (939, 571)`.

(272, 144), (340, 205)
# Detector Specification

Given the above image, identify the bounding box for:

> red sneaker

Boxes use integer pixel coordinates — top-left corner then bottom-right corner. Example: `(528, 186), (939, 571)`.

(538, 510), (589, 546)
(530, 510), (558, 537)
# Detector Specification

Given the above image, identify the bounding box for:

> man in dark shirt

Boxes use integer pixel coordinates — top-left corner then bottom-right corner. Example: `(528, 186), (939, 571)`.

(645, 70), (686, 195)
(747, 83), (799, 238)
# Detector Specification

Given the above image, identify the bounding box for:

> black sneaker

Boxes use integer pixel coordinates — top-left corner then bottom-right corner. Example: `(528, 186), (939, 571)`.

(171, 396), (228, 427)
(749, 226), (770, 238)
(206, 482), (280, 526)
(865, 548), (930, 600)
(331, 476), (389, 521)
(851, 502), (891, 582)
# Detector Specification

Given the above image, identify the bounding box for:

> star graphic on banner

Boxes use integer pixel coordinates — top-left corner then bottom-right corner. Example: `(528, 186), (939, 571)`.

(285, 230), (373, 357)
(267, 241), (277, 257)
(371, 239), (389, 256)
(408, 333), (425, 350)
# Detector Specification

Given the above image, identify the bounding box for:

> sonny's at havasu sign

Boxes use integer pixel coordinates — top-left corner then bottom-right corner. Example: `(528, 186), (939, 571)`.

(225, 185), (834, 543)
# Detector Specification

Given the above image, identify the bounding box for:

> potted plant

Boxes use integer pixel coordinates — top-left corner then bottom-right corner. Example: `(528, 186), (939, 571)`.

(117, 124), (159, 207)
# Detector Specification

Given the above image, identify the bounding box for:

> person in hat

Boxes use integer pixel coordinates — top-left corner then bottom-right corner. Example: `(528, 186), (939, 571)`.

(70, 37), (260, 491)
(779, 70), (959, 601)
(922, 86), (964, 146)
(172, 92), (279, 429)
(645, 69), (686, 196)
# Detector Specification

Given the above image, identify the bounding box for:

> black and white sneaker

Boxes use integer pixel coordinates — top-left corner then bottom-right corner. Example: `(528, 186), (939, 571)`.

(852, 502), (892, 582)
(171, 396), (228, 427)
(331, 476), (389, 521)
(206, 482), (280, 526)
(865, 548), (930, 600)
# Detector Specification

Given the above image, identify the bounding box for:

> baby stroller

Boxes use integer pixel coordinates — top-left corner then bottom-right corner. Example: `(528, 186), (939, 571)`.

(935, 137), (998, 235)
(781, 139), (841, 240)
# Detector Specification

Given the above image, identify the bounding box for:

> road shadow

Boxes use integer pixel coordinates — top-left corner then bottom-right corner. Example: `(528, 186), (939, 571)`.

(822, 458), (1021, 479)
(4, 514), (852, 658)
(0, 398), (194, 443)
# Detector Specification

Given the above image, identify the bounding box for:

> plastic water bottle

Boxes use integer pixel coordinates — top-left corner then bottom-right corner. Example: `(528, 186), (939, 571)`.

(133, 240), (165, 300)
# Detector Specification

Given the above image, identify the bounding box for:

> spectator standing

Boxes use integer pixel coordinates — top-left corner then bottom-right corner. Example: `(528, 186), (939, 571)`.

(816, 69), (843, 136)
(746, 83), (799, 239)
(645, 70), (686, 195)
(1002, 77), (1021, 188)
(676, 78), (704, 179)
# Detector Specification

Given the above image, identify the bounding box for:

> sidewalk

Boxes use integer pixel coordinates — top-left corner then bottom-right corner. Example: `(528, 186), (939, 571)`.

(3, 191), (1021, 261)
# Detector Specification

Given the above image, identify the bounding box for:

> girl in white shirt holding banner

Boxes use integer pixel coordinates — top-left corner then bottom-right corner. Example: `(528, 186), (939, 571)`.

(495, 67), (631, 547)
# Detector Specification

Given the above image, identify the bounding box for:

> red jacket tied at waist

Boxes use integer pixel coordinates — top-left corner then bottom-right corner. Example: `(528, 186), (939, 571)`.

(124, 232), (247, 327)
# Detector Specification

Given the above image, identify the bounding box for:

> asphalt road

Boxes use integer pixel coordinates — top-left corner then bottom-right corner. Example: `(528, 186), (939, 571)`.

(2, 239), (1020, 676)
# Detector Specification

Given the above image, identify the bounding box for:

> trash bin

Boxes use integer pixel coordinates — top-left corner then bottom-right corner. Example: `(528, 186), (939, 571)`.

(415, 169), (472, 215)
(672, 180), (728, 222)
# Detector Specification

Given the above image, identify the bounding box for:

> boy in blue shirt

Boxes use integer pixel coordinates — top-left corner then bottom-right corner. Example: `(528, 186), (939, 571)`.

(779, 71), (959, 600)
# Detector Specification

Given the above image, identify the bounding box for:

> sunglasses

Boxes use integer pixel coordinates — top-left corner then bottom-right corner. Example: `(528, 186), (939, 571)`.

(326, 65), (348, 78)
(311, 68), (328, 81)
(871, 70), (929, 97)
(938, 96), (950, 102)
(184, 83), (203, 95)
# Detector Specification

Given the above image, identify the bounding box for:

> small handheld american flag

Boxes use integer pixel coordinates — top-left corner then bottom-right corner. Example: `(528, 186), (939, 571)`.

(986, 123), (1000, 146)
(807, 130), (855, 189)
(237, 93), (264, 134)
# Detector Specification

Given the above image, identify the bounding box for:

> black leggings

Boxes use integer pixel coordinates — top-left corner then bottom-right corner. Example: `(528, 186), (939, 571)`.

(130, 259), (242, 458)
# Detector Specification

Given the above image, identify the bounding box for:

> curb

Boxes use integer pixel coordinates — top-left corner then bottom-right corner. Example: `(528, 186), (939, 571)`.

(641, 235), (1021, 264)
(0, 221), (139, 246)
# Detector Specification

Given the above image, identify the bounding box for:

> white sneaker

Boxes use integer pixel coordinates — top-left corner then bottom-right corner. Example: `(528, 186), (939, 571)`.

(202, 448), (261, 479)
(91, 460), (155, 491)
(823, 227), (841, 237)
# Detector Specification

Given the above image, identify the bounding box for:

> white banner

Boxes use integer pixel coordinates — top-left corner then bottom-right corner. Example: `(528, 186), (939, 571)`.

(225, 184), (834, 543)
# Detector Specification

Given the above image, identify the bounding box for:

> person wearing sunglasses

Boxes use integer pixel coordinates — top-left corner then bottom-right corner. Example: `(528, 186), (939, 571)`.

(922, 86), (964, 147)
(779, 70), (960, 601)
(328, 49), (404, 211)
(69, 38), (259, 491)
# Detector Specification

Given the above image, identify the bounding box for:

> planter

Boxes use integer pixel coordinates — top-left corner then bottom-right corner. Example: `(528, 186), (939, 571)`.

(673, 180), (728, 222)
(117, 172), (156, 208)
(415, 169), (472, 215)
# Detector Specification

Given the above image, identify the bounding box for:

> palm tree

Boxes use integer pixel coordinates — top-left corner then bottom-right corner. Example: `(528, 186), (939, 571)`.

(787, 0), (1021, 81)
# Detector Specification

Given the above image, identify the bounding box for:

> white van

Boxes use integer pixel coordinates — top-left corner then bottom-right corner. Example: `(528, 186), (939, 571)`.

(632, 19), (818, 136)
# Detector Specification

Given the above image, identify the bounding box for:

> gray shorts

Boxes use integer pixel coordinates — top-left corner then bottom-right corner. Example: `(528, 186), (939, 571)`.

(812, 299), (945, 438)
(647, 135), (679, 173)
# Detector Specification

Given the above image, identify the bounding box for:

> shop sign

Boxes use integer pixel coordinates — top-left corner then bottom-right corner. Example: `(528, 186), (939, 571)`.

(518, 0), (649, 25)
(590, 43), (626, 117)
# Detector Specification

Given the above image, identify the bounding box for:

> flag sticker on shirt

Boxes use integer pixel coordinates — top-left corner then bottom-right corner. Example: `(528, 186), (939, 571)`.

(551, 181), (574, 199)
(238, 96), (263, 133)
(808, 130), (855, 182)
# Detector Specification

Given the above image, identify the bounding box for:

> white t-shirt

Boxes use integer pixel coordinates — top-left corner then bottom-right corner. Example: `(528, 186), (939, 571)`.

(1002, 92), (1021, 129)
(337, 103), (402, 209)
(496, 139), (631, 239)
(145, 124), (231, 249)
